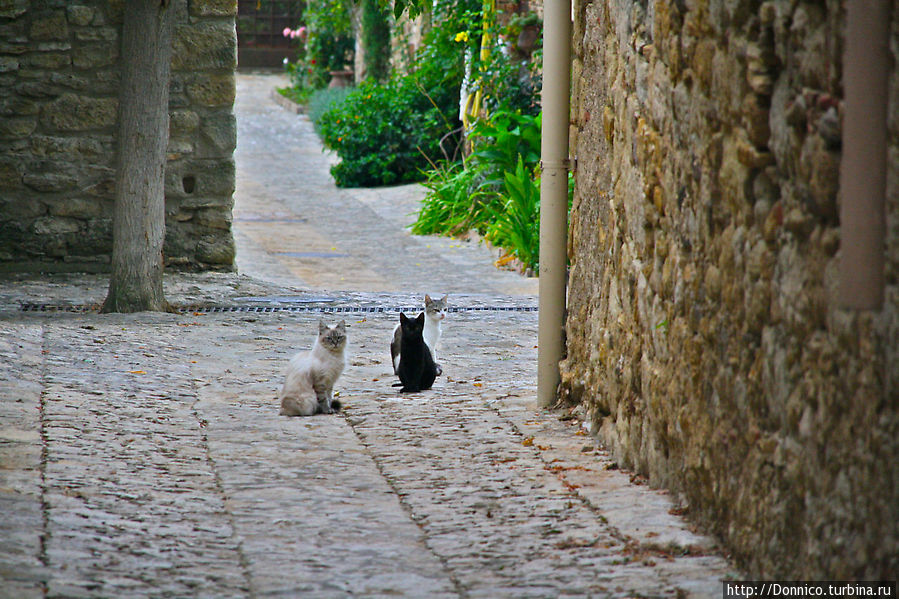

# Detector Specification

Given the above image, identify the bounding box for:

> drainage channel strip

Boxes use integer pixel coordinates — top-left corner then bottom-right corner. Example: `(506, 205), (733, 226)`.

(20, 303), (539, 314)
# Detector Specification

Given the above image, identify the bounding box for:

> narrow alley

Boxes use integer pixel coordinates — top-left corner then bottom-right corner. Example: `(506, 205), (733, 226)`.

(0, 73), (737, 598)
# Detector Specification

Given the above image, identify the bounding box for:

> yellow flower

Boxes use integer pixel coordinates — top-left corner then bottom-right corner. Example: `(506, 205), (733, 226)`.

(454, 31), (469, 43)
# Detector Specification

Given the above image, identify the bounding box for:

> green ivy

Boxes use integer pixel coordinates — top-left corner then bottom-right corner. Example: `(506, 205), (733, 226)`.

(361, 0), (392, 82)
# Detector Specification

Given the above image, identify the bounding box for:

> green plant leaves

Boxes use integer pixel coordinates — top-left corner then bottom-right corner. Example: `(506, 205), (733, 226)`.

(486, 156), (541, 269)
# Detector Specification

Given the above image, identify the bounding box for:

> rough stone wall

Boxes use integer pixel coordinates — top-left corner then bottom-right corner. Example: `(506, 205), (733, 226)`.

(0, 0), (237, 272)
(562, 0), (898, 578)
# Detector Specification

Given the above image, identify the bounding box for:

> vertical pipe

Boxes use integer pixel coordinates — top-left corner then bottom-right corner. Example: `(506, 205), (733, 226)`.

(538, 0), (572, 407)
(839, 0), (889, 310)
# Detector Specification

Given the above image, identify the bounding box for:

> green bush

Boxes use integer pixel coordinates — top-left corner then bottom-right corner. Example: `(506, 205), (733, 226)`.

(412, 108), (541, 233)
(307, 86), (355, 134)
(468, 111), (541, 185)
(411, 163), (495, 236)
(411, 109), (558, 271)
(486, 157), (541, 270)
(317, 0), (476, 187)
(317, 77), (452, 186)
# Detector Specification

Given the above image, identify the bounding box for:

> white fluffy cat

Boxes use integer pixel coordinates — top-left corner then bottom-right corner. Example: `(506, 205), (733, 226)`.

(391, 294), (447, 374)
(279, 320), (347, 417)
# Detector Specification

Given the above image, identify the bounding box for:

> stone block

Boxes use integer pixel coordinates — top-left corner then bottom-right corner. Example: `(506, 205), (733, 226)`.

(30, 135), (109, 160)
(198, 111), (236, 156)
(172, 22), (236, 71)
(185, 74), (236, 107)
(195, 235), (235, 265)
(0, 116), (36, 138)
(0, 56), (19, 72)
(190, 0), (237, 17)
(0, 197), (45, 220)
(31, 216), (80, 236)
(170, 109), (200, 137)
(22, 169), (78, 193)
(0, 95), (39, 116)
(66, 5), (95, 26)
(15, 80), (63, 98)
(72, 27), (116, 42)
(29, 11), (69, 41)
(23, 52), (71, 69)
(194, 207), (232, 230)
(72, 43), (118, 69)
(42, 93), (117, 131)
(0, 159), (22, 188)
(0, 0), (27, 18)
(166, 158), (235, 198)
(47, 198), (103, 218)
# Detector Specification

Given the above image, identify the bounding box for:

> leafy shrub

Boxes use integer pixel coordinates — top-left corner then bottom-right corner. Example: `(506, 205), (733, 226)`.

(411, 163), (495, 235)
(318, 76), (455, 186)
(486, 157), (541, 270)
(307, 86), (355, 135)
(317, 0), (477, 187)
(468, 111), (541, 185)
(412, 108), (541, 233)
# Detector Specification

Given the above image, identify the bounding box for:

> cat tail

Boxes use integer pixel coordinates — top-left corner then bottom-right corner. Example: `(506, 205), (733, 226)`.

(280, 394), (318, 417)
(330, 398), (342, 412)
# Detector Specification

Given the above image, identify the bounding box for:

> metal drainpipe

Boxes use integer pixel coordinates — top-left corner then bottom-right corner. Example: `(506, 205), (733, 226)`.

(537, 0), (572, 407)
(839, 0), (890, 310)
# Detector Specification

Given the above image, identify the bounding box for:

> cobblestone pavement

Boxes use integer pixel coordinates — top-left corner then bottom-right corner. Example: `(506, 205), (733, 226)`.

(0, 72), (738, 598)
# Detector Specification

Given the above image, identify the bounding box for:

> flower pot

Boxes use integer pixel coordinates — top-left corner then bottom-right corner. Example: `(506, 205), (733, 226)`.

(516, 24), (540, 54)
(328, 70), (355, 89)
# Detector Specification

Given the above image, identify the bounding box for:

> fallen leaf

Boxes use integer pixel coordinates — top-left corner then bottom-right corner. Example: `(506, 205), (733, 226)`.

(522, 436), (534, 447)
(473, 382), (483, 387)
(129, 370), (146, 374)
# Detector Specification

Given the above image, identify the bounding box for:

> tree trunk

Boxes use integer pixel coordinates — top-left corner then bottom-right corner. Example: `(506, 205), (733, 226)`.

(102, 0), (176, 313)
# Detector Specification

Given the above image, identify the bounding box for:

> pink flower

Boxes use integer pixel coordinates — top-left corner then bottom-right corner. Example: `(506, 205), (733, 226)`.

(282, 27), (291, 37)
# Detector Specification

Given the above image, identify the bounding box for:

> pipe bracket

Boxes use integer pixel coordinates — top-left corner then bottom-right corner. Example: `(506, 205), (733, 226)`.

(540, 158), (571, 170)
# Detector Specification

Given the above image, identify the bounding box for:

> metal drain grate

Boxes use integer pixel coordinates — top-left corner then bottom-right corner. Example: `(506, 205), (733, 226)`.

(19, 303), (538, 314)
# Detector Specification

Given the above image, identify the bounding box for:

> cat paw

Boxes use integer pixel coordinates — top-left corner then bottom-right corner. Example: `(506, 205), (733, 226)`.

(435, 363), (443, 376)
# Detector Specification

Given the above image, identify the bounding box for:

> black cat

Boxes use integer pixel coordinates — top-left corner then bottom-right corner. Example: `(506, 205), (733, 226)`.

(394, 312), (438, 393)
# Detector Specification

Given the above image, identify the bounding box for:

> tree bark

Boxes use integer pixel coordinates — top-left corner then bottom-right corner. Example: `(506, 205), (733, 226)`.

(102, 0), (176, 313)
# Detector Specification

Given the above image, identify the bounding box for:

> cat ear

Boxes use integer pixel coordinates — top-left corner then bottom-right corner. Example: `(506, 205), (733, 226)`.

(441, 294), (448, 302)
(318, 320), (327, 335)
(424, 294), (432, 303)
(415, 312), (425, 326)
(336, 320), (346, 331)
(400, 312), (409, 324)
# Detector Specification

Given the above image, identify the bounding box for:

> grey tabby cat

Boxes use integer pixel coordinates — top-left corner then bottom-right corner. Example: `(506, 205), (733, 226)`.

(279, 320), (347, 416)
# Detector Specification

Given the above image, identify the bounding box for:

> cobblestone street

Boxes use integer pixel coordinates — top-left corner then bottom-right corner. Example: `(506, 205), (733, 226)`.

(0, 73), (738, 598)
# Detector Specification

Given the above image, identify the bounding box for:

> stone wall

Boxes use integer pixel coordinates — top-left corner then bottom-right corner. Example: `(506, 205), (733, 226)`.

(562, 0), (898, 578)
(0, 0), (237, 272)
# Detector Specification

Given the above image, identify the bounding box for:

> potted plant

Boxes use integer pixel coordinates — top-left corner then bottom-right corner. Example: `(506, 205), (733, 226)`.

(504, 13), (542, 55)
